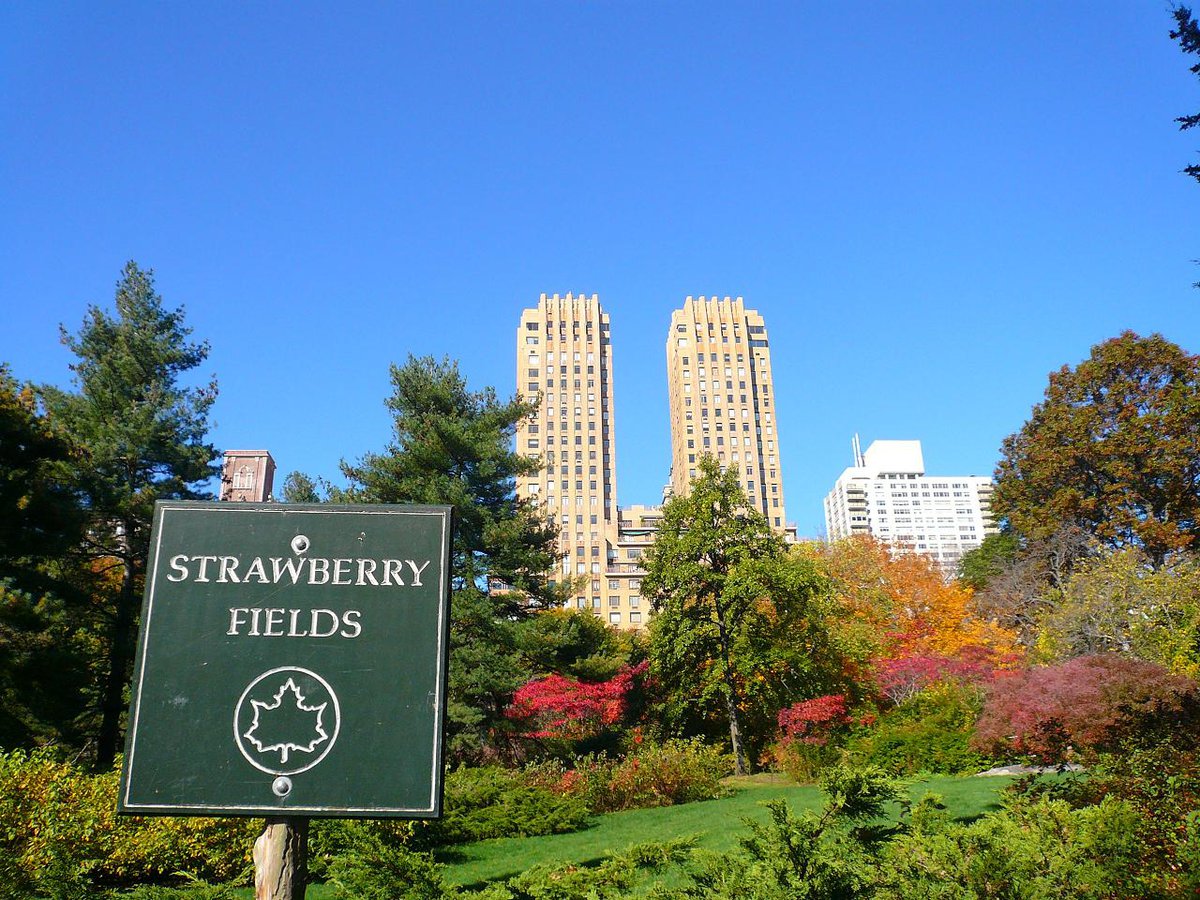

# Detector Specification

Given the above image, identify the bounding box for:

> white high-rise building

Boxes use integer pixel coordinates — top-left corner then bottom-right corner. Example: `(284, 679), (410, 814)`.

(823, 438), (997, 569)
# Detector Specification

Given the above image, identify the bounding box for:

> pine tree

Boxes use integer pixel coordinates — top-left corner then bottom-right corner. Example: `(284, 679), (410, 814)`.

(337, 355), (561, 761)
(41, 262), (218, 767)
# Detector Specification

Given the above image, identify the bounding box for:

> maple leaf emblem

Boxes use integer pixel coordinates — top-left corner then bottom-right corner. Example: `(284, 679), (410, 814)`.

(243, 677), (329, 764)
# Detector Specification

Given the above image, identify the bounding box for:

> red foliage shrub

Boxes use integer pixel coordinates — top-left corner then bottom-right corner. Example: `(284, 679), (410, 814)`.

(506, 661), (648, 741)
(973, 655), (1200, 763)
(777, 694), (852, 746)
(874, 645), (1004, 705)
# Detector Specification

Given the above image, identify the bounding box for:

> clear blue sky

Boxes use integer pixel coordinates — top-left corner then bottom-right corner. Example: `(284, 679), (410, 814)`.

(3, 2), (1198, 536)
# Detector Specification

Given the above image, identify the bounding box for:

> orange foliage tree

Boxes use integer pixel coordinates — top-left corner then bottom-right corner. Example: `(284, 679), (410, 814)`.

(796, 536), (1019, 694)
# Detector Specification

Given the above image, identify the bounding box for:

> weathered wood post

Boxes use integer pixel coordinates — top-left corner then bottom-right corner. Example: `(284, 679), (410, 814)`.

(254, 818), (308, 900)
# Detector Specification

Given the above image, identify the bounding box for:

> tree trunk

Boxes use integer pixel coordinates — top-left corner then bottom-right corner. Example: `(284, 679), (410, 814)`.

(713, 596), (750, 776)
(254, 818), (308, 900)
(96, 549), (138, 770)
(722, 679), (749, 776)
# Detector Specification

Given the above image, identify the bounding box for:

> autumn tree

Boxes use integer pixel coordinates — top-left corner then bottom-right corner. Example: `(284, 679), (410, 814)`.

(961, 525), (1099, 648)
(40, 262), (219, 768)
(1037, 548), (1200, 674)
(505, 661), (647, 744)
(641, 456), (787, 775)
(800, 535), (1017, 666)
(993, 332), (1200, 567)
(973, 655), (1200, 763)
(336, 355), (562, 762)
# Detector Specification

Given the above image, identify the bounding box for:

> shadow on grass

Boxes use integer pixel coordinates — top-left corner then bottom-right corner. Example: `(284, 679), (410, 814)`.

(430, 818), (600, 867)
(451, 853), (613, 892)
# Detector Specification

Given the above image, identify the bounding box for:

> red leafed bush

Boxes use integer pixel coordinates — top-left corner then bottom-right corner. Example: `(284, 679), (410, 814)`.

(874, 645), (1003, 705)
(507, 661), (648, 741)
(777, 694), (852, 746)
(973, 655), (1200, 763)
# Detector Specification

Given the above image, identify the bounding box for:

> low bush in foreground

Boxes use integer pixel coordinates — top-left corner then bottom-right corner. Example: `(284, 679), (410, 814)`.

(412, 766), (590, 847)
(0, 749), (254, 896)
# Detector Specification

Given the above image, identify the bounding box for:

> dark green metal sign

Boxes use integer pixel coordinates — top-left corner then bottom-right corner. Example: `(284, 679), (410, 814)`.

(119, 502), (453, 818)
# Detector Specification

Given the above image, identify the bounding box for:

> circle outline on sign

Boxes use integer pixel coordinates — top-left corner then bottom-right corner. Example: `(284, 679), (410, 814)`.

(234, 666), (342, 776)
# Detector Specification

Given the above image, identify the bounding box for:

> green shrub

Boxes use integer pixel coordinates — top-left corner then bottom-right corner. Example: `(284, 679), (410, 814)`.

(326, 835), (691, 900)
(116, 881), (239, 899)
(307, 818), (417, 880)
(769, 737), (843, 784)
(845, 681), (992, 776)
(1020, 739), (1200, 897)
(326, 832), (451, 900)
(410, 766), (590, 848)
(659, 764), (900, 899)
(467, 839), (692, 900)
(0, 749), (254, 893)
(879, 794), (1147, 899)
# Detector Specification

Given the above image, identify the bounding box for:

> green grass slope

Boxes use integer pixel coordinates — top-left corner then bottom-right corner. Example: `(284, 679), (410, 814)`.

(231, 774), (1013, 898)
(439, 773), (1013, 888)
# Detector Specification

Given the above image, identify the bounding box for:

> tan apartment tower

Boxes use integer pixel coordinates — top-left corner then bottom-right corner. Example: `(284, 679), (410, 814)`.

(666, 297), (788, 530)
(515, 294), (648, 628)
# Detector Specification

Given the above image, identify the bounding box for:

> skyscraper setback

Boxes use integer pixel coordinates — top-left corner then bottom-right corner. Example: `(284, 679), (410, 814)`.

(515, 293), (791, 629)
(665, 296), (787, 530)
(515, 294), (648, 628)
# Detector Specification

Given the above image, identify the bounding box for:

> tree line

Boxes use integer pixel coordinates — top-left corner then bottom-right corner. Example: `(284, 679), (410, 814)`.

(5, 260), (1200, 779)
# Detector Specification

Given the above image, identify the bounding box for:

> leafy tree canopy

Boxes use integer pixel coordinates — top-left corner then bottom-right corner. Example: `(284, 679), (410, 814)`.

(1037, 547), (1200, 674)
(0, 364), (83, 593)
(642, 456), (786, 773)
(280, 470), (326, 504)
(993, 331), (1200, 566)
(0, 365), (93, 749)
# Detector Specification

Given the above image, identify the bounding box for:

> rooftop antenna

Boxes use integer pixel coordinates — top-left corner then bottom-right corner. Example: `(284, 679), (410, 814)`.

(852, 433), (864, 467)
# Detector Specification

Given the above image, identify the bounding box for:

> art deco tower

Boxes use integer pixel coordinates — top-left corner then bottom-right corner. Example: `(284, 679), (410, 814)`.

(515, 294), (649, 628)
(665, 296), (788, 530)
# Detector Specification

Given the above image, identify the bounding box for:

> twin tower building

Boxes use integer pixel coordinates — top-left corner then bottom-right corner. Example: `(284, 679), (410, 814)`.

(515, 293), (789, 629)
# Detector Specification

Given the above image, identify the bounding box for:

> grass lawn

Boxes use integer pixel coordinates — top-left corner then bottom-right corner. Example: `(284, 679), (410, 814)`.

(233, 773), (1015, 898)
(438, 773), (1014, 888)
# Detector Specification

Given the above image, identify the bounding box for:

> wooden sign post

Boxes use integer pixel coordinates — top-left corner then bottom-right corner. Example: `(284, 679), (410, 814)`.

(254, 818), (308, 900)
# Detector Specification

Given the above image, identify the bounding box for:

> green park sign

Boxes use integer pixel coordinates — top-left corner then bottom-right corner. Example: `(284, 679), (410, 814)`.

(119, 501), (453, 818)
